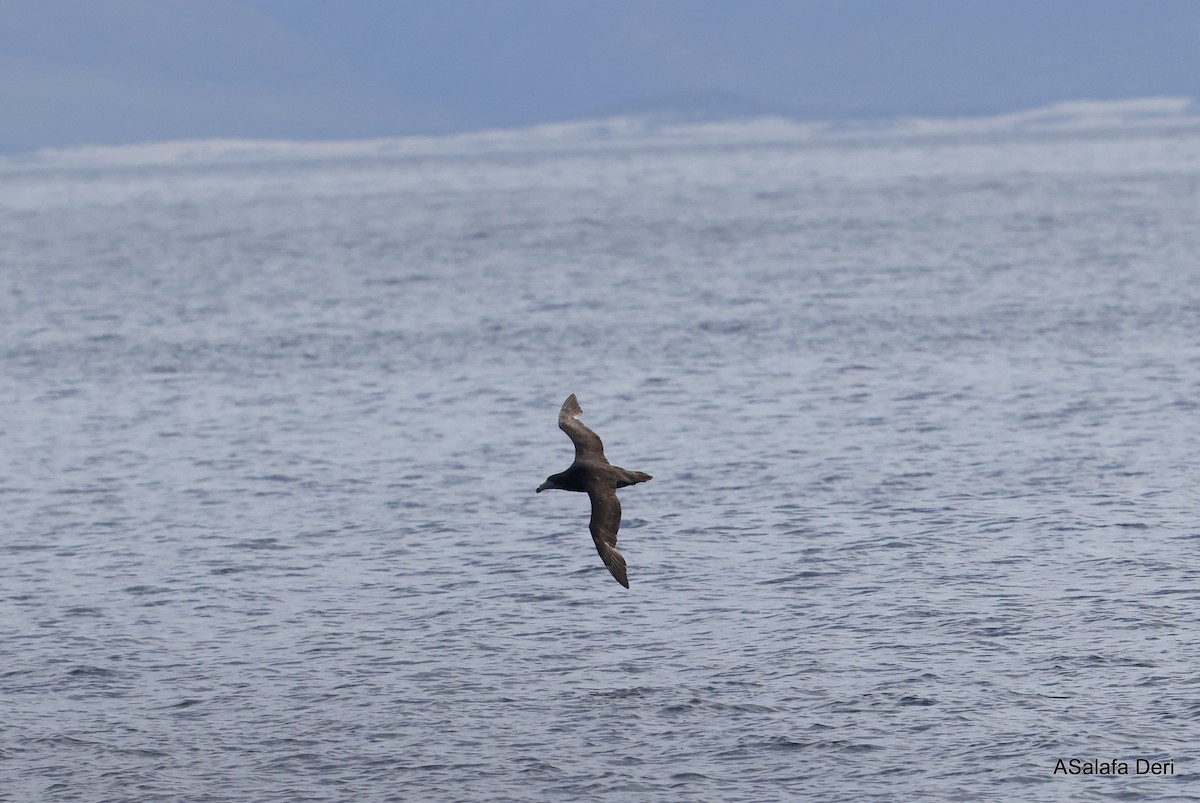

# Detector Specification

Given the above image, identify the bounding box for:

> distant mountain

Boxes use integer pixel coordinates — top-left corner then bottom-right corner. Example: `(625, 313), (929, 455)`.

(588, 90), (787, 124)
(2, 0), (1199, 153)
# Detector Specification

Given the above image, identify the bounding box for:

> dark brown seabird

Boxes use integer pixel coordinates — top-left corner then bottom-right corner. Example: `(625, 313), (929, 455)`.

(536, 394), (652, 588)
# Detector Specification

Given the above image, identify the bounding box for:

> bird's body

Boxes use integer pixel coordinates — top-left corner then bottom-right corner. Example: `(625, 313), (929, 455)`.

(537, 394), (651, 588)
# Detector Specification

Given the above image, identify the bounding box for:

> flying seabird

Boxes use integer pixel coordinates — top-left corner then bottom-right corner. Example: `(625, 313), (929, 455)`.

(536, 394), (652, 588)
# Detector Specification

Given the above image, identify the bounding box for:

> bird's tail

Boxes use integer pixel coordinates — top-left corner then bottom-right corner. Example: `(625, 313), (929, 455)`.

(617, 470), (653, 488)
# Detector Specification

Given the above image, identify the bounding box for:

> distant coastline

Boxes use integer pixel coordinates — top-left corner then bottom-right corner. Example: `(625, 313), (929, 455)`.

(4, 96), (1197, 172)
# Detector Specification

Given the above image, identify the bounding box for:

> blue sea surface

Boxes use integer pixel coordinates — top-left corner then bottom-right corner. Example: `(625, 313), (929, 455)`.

(2, 126), (1199, 801)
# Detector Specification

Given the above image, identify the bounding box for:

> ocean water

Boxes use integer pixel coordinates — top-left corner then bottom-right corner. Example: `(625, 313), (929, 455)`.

(2, 125), (1200, 802)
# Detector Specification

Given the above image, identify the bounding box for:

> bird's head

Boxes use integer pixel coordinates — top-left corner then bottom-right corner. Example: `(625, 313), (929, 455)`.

(536, 476), (559, 493)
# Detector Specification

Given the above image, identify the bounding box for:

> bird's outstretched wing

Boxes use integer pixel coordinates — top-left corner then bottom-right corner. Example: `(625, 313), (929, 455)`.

(559, 394), (606, 462)
(587, 487), (628, 588)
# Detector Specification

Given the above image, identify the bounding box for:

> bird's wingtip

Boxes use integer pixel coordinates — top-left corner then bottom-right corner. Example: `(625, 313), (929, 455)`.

(561, 393), (583, 419)
(602, 544), (629, 588)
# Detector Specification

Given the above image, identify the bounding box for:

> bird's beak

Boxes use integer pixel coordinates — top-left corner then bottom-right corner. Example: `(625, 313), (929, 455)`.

(536, 481), (549, 493)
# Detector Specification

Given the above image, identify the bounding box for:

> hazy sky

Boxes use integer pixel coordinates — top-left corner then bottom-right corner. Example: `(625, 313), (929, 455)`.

(2, 0), (1198, 153)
